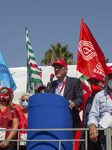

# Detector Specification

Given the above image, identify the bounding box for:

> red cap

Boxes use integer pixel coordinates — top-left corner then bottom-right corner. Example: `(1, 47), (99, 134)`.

(37, 86), (46, 93)
(106, 66), (112, 75)
(87, 73), (104, 82)
(52, 60), (67, 68)
(8, 88), (13, 94)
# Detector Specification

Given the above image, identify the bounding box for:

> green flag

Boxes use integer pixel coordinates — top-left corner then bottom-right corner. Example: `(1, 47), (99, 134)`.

(25, 27), (43, 94)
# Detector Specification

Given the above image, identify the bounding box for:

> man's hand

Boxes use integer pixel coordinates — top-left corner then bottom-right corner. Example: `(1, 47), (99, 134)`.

(69, 100), (75, 110)
(89, 124), (99, 142)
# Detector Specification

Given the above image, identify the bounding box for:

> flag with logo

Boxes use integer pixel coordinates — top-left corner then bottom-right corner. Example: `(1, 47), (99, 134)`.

(77, 18), (106, 78)
(0, 51), (17, 91)
(25, 27), (43, 94)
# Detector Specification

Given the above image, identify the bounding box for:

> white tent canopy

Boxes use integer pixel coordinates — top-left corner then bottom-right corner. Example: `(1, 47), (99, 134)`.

(9, 63), (112, 104)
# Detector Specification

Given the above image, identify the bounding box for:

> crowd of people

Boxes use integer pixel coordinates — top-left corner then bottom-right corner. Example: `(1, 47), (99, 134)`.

(0, 59), (112, 150)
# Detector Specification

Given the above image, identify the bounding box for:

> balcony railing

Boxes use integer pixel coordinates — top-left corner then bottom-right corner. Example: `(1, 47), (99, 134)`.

(0, 128), (111, 150)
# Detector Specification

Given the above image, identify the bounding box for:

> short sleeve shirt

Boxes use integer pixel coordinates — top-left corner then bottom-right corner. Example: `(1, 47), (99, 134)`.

(0, 107), (20, 139)
(13, 103), (23, 111)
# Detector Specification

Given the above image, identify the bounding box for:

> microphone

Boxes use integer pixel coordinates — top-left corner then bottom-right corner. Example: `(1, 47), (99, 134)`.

(46, 74), (55, 91)
(50, 74), (55, 84)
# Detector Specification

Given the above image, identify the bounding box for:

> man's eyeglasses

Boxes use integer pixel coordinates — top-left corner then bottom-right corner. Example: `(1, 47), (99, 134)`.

(0, 91), (10, 94)
(21, 99), (29, 102)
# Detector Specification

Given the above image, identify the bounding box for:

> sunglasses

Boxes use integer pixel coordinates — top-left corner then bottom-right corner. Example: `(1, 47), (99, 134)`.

(21, 99), (29, 102)
(0, 91), (10, 94)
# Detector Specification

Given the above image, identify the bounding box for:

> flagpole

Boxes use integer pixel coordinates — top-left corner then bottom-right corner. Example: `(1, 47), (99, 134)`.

(32, 83), (35, 94)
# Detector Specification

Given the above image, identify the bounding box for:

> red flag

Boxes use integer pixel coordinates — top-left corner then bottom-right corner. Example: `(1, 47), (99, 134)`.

(77, 18), (106, 78)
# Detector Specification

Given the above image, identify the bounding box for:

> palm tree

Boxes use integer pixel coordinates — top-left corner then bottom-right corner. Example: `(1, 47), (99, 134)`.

(41, 42), (75, 65)
(106, 58), (109, 63)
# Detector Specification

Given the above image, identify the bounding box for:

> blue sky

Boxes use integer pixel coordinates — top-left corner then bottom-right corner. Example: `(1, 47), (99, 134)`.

(0, 1), (112, 68)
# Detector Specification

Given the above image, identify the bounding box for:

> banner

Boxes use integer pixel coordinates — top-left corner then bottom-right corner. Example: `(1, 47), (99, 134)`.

(77, 18), (106, 78)
(0, 51), (16, 91)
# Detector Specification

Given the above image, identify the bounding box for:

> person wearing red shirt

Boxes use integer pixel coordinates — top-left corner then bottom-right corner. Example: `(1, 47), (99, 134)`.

(17, 93), (32, 150)
(0, 87), (20, 150)
(8, 88), (22, 111)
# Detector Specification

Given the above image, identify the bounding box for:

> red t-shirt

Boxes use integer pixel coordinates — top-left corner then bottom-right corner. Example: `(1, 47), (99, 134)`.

(13, 104), (23, 111)
(18, 109), (28, 131)
(0, 106), (20, 139)
(18, 109), (28, 146)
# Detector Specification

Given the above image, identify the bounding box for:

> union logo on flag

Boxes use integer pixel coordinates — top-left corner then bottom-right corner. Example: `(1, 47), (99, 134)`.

(78, 40), (97, 61)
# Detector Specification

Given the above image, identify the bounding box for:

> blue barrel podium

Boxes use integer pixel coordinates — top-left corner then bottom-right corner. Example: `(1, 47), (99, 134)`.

(27, 93), (73, 150)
